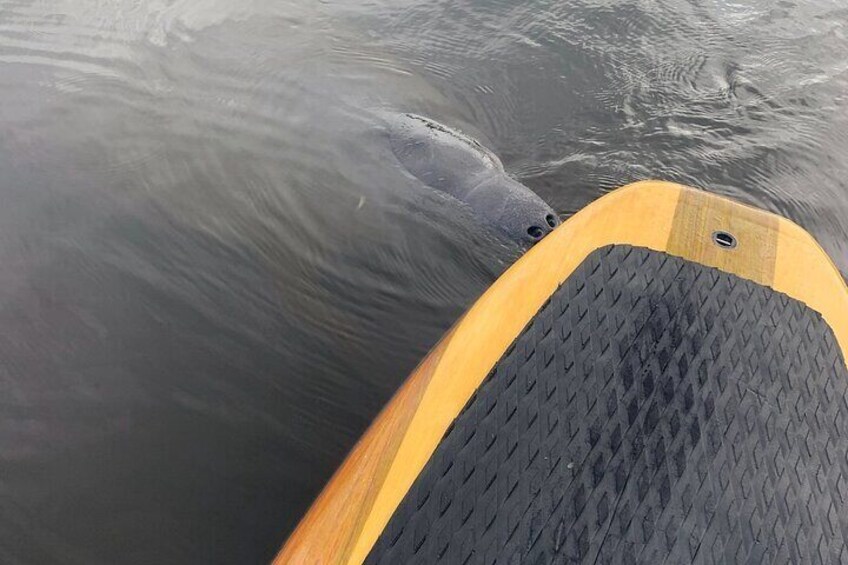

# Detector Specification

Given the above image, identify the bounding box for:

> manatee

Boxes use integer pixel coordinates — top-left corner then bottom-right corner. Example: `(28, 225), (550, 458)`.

(386, 113), (560, 247)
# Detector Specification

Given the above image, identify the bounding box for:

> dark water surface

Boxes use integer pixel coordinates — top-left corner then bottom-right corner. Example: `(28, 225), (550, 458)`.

(1, 0), (847, 563)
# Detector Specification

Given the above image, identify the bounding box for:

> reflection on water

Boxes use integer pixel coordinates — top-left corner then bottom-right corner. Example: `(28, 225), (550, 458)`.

(1, 0), (846, 562)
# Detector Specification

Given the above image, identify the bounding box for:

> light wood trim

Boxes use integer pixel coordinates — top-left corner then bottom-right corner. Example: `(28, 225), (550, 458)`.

(667, 188), (779, 287)
(274, 181), (847, 565)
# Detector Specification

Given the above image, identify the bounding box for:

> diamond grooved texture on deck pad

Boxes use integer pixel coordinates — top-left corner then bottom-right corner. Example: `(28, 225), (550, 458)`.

(365, 245), (848, 565)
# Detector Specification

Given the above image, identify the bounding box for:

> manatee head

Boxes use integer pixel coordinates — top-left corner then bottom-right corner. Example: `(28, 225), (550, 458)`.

(387, 113), (560, 247)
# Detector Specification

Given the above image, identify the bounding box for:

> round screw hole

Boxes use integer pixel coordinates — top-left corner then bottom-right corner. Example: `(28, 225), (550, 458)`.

(712, 230), (737, 249)
(545, 214), (558, 228)
(527, 226), (544, 239)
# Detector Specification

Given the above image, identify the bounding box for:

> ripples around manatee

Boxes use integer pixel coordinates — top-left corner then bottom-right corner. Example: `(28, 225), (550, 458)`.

(1, 0), (846, 563)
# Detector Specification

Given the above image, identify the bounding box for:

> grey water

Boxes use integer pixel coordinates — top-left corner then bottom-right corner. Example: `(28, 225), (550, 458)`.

(1, 0), (846, 563)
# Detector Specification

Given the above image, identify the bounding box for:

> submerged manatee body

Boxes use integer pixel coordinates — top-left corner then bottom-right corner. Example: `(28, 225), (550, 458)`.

(387, 114), (560, 247)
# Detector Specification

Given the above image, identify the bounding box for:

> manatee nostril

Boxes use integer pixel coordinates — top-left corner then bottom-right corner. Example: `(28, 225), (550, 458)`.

(545, 214), (558, 229)
(527, 226), (544, 239)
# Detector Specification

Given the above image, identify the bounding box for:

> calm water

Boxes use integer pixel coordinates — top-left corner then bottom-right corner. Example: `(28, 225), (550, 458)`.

(1, 0), (847, 563)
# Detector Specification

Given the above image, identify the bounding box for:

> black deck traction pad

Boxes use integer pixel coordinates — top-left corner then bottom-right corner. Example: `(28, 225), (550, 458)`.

(365, 245), (848, 565)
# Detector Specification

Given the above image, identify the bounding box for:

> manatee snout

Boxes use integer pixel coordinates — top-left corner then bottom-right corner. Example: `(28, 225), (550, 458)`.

(465, 175), (560, 246)
(387, 113), (560, 248)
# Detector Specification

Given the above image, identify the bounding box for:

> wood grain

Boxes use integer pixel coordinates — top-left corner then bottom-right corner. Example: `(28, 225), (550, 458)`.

(274, 326), (455, 564)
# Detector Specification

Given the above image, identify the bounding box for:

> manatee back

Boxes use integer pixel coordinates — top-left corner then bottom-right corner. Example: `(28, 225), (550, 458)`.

(388, 114), (504, 199)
